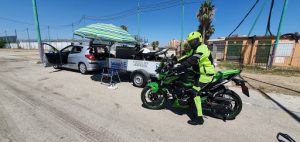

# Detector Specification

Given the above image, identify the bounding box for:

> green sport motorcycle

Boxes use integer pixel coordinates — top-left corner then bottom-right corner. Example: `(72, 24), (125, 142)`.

(141, 56), (250, 120)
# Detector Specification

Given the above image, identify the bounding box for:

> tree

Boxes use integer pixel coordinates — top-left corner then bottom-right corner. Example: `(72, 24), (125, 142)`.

(198, 22), (215, 42)
(151, 41), (159, 50)
(0, 39), (7, 48)
(196, 0), (215, 43)
(120, 25), (128, 31)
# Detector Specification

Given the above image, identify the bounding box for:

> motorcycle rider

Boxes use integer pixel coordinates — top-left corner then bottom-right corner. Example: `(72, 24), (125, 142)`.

(174, 31), (216, 125)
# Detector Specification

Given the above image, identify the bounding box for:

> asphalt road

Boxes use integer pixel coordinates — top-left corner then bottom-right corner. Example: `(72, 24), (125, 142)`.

(0, 50), (299, 142)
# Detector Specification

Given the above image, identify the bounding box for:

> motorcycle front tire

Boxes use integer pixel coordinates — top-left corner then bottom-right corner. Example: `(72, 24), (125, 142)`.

(141, 87), (166, 110)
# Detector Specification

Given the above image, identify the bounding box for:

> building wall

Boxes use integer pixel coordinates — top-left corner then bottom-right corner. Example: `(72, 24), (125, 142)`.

(5, 41), (72, 50)
(168, 39), (181, 48)
(224, 36), (300, 67)
(286, 41), (300, 67)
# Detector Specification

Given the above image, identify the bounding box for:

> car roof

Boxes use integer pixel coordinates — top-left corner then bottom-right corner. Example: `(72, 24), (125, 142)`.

(72, 44), (89, 49)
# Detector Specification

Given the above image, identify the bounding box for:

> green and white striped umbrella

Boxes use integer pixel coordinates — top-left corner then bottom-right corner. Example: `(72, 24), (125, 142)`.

(74, 23), (136, 43)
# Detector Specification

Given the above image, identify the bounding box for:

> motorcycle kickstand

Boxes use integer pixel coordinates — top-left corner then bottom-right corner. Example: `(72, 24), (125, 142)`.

(222, 116), (227, 122)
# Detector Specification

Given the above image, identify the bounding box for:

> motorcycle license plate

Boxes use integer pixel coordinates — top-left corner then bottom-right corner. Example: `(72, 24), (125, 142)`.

(241, 84), (250, 97)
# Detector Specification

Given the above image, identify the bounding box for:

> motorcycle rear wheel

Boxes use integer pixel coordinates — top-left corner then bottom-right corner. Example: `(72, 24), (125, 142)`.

(210, 90), (242, 120)
(141, 87), (166, 110)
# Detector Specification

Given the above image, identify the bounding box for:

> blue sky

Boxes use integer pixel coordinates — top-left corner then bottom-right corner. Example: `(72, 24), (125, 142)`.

(0, 0), (299, 45)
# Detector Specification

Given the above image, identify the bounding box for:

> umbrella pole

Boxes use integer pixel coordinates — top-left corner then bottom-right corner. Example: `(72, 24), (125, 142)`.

(107, 41), (115, 68)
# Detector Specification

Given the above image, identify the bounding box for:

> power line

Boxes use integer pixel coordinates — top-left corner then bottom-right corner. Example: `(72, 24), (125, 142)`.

(86, 0), (180, 19)
(227, 0), (260, 37)
(0, 0), (197, 29)
(85, 0), (181, 21)
(0, 16), (34, 26)
(84, 1), (200, 21)
(1, 0), (200, 39)
(0, 15), (83, 29)
(265, 0), (274, 36)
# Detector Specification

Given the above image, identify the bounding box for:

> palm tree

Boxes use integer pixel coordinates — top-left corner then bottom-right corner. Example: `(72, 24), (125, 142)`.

(151, 41), (159, 50)
(198, 22), (215, 42)
(120, 25), (128, 31)
(196, 0), (215, 42)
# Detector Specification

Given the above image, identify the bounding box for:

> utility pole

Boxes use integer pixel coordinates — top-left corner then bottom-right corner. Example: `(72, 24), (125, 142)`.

(47, 26), (50, 42)
(26, 28), (32, 49)
(137, 0), (140, 42)
(248, 0), (268, 36)
(15, 29), (20, 48)
(83, 15), (86, 25)
(72, 23), (74, 40)
(32, 0), (44, 62)
(56, 33), (59, 47)
(5, 30), (11, 48)
(180, 0), (184, 56)
(267, 0), (289, 68)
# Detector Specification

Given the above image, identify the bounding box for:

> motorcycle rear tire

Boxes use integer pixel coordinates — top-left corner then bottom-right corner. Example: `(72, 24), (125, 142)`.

(210, 90), (242, 120)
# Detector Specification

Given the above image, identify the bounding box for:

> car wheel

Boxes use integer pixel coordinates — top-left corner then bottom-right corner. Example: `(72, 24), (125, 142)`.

(131, 70), (149, 87)
(78, 63), (88, 74)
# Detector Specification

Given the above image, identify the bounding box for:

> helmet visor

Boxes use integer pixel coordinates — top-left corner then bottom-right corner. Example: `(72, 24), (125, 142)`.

(188, 38), (200, 48)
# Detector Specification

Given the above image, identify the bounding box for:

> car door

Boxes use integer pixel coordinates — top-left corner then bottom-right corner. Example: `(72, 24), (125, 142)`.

(43, 43), (62, 67)
(60, 45), (73, 69)
(68, 46), (83, 69)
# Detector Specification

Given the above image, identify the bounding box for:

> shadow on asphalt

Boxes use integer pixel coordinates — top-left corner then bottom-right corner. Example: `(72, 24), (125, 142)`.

(49, 68), (79, 74)
(242, 77), (300, 123)
(141, 100), (227, 123)
(258, 89), (300, 123)
(50, 69), (63, 73)
(90, 71), (131, 85)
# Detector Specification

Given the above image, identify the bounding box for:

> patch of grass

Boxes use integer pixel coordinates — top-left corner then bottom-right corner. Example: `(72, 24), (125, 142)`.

(218, 61), (300, 77)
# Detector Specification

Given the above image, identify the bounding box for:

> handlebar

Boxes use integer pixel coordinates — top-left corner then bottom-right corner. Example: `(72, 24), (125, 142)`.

(156, 55), (178, 73)
(167, 71), (185, 77)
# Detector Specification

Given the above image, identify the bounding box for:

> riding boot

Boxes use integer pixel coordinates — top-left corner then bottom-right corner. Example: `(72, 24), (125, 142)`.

(187, 96), (204, 125)
(187, 116), (204, 125)
(187, 103), (204, 125)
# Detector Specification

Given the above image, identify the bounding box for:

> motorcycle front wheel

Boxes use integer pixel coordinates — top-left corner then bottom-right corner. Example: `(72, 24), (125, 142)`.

(141, 87), (166, 110)
(210, 90), (242, 120)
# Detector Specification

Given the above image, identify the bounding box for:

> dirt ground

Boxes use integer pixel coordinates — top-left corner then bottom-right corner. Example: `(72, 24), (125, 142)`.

(217, 62), (300, 96)
(241, 73), (300, 96)
(0, 49), (299, 142)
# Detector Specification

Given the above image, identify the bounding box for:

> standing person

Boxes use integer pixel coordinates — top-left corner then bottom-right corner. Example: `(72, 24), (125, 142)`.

(174, 31), (216, 125)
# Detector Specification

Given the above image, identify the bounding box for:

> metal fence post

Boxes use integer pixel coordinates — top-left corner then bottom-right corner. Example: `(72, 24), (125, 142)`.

(26, 28), (32, 49)
(15, 29), (20, 49)
(289, 43), (296, 65)
(180, 0), (184, 56)
(267, 0), (289, 68)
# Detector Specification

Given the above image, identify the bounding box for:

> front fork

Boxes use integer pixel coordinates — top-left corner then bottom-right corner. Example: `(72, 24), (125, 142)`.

(146, 82), (159, 93)
(146, 82), (168, 99)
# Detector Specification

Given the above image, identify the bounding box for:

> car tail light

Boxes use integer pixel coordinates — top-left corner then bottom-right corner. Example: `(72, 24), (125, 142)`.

(85, 54), (96, 60)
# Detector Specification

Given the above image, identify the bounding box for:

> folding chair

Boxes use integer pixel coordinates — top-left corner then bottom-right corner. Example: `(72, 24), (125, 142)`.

(100, 68), (121, 86)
